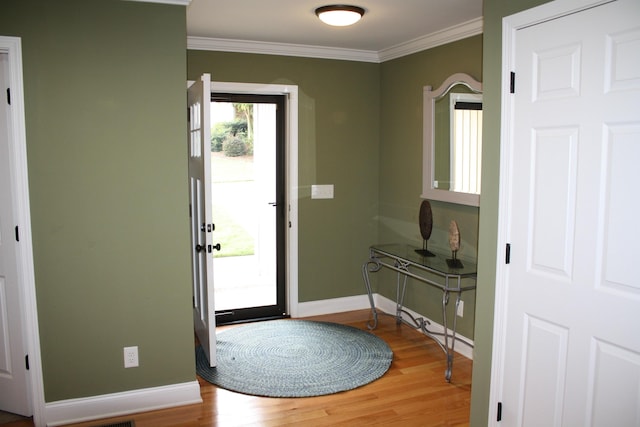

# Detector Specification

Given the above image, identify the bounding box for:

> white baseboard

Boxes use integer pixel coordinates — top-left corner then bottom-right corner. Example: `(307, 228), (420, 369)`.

(296, 294), (372, 317)
(44, 380), (201, 427)
(296, 294), (474, 360)
(374, 294), (474, 359)
(42, 294), (471, 426)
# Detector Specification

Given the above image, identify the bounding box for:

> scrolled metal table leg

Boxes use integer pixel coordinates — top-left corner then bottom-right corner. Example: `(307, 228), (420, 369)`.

(443, 291), (464, 382)
(396, 270), (409, 324)
(445, 354), (453, 382)
(441, 289), (453, 381)
(362, 259), (381, 330)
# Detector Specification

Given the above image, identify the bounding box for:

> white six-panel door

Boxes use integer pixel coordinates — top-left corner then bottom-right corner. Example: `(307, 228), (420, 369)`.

(491, 0), (640, 425)
(0, 51), (30, 417)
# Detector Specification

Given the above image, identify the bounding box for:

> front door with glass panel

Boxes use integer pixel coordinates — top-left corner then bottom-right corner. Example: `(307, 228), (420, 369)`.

(188, 74), (216, 366)
(210, 93), (286, 324)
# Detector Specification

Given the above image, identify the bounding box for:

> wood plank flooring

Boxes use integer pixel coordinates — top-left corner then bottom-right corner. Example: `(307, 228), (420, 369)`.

(13, 310), (472, 427)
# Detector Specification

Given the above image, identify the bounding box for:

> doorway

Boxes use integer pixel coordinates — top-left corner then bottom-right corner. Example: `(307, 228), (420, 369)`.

(211, 92), (287, 325)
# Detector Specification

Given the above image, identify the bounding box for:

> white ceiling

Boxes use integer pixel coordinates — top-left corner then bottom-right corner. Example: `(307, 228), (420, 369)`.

(186, 0), (483, 62)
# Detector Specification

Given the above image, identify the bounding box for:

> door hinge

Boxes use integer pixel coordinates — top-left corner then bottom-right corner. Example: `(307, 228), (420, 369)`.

(497, 401), (502, 422)
(6, 88), (10, 105)
(505, 243), (511, 264)
(15, 225), (19, 242)
(510, 72), (516, 94)
(25, 354), (29, 370)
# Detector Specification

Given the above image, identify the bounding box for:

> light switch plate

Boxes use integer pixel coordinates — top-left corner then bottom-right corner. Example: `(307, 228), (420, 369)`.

(311, 184), (334, 199)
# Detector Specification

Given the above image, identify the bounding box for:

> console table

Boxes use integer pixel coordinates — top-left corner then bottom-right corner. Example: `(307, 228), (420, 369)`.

(362, 243), (477, 381)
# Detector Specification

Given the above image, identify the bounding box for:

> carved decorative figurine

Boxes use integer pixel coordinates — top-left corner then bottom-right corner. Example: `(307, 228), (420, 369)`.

(415, 200), (435, 257)
(447, 220), (464, 268)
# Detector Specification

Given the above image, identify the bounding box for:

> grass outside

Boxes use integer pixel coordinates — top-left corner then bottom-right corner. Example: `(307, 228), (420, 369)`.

(212, 151), (253, 183)
(211, 152), (254, 258)
(211, 203), (254, 257)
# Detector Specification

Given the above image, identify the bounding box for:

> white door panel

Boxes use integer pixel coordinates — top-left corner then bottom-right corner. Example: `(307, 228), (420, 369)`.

(493, 0), (640, 425)
(188, 74), (216, 367)
(0, 52), (30, 416)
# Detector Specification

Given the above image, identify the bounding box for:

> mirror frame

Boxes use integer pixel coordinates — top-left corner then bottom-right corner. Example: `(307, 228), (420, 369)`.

(422, 73), (482, 207)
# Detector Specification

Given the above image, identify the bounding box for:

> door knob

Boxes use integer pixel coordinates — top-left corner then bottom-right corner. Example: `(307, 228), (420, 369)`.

(196, 243), (221, 253)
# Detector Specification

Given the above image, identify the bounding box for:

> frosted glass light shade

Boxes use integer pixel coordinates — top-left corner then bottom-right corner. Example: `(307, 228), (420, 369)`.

(315, 5), (364, 27)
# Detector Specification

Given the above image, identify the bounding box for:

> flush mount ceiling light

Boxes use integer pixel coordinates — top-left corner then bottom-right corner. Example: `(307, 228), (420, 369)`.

(315, 5), (365, 27)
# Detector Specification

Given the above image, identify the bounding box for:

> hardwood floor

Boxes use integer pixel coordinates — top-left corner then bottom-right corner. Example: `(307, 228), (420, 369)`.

(15, 310), (472, 427)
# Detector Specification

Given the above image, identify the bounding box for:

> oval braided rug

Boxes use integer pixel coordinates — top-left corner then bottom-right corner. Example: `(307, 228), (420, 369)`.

(196, 319), (393, 397)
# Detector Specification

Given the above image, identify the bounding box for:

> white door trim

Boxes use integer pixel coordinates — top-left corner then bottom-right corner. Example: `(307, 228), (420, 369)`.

(488, 0), (613, 425)
(203, 80), (300, 318)
(0, 36), (45, 426)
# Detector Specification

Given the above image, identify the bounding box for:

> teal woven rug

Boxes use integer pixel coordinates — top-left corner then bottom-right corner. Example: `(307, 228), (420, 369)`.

(196, 319), (393, 397)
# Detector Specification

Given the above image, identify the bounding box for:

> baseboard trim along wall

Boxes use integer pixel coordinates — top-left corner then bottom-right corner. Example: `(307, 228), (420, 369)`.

(44, 295), (472, 426)
(44, 380), (202, 427)
(296, 294), (373, 317)
(297, 294), (474, 360)
(374, 294), (475, 359)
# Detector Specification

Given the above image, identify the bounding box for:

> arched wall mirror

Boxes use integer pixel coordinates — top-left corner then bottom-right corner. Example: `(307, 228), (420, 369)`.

(422, 73), (482, 207)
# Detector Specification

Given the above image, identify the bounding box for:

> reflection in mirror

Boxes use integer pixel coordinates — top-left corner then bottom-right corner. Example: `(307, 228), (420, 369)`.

(422, 73), (482, 207)
(434, 89), (482, 193)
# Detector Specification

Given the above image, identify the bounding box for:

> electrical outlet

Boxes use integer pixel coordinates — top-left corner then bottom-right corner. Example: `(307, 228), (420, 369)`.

(124, 346), (139, 368)
(456, 300), (464, 318)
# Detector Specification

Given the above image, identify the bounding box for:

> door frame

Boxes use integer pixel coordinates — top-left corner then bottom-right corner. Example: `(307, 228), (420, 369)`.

(208, 81), (299, 318)
(488, 0), (613, 424)
(0, 36), (45, 425)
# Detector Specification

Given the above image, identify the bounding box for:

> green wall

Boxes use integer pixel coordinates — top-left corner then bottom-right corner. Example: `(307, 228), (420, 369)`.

(188, 39), (482, 339)
(469, 1), (551, 425)
(0, 0), (195, 401)
(0, 0), (557, 421)
(378, 35), (483, 339)
(188, 51), (381, 303)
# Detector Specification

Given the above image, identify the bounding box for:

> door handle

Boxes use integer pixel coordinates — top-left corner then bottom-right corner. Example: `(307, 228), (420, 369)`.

(269, 202), (277, 206)
(196, 243), (221, 253)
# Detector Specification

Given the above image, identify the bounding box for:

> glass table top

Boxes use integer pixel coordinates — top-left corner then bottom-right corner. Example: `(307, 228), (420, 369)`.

(370, 243), (477, 277)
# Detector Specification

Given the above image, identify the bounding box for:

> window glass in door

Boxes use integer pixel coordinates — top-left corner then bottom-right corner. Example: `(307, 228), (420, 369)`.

(210, 93), (286, 324)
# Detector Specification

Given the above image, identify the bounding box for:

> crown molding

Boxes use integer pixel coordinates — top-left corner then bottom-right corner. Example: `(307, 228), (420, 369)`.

(127, 0), (191, 5)
(187, 37), (380, 63)
(378, 17), (483, 62)
(187, 17), (483, 63)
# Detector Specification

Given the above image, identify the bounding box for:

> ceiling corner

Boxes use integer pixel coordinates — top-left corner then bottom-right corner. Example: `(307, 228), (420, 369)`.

(379, 17), (483, 62)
